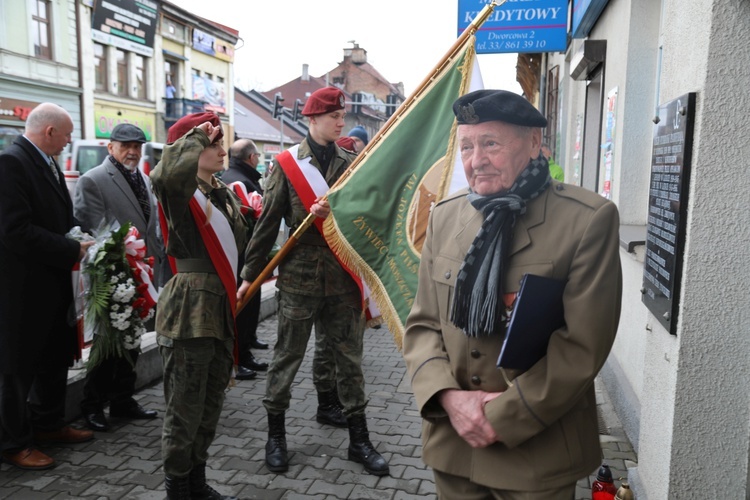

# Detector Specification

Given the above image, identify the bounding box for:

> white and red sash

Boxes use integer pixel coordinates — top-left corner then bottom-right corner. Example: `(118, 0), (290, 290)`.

(189, 189), (239, 318)
(229, 181), (263, 220)
(276, 146), (380, 321)
(157, 190), (239, 318)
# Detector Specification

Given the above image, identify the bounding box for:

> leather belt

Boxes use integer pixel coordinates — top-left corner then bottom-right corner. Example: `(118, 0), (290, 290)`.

(295, 232), (328, 247)
(175, 258), (216, 274)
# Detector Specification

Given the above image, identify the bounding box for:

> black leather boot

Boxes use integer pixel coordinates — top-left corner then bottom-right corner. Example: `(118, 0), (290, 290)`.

(347, 414), (390, 476)
(265, 412), (288, 472)
(316, 390), (347, 428)
(188, 463), (238, 500)
(164, 474), (191, 500)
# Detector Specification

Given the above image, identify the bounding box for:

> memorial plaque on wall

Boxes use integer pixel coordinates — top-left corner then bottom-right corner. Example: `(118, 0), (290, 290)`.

(641, 92), (695, 335)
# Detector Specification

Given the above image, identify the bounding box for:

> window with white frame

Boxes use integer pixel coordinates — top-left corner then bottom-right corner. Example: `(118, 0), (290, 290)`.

(134, 54), (146, 99)
(94, 43), (107, 92)
(31, 0), (52, 59)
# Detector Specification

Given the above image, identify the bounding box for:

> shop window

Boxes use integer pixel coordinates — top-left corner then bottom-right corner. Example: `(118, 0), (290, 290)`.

(116, 49), (127, 96)
(94, 43), (107, 92)
(31, 0), (52, 59)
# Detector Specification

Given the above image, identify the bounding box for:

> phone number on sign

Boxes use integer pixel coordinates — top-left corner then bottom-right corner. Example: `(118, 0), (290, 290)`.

(486, 39), (548, 50)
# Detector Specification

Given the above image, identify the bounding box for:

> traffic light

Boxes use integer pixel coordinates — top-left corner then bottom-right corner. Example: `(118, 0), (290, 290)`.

(272, 92), (284, 119)
(292, 99), (303, 122)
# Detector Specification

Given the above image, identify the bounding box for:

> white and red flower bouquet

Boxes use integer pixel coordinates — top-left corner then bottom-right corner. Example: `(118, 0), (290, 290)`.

(80, 222), (158, 369)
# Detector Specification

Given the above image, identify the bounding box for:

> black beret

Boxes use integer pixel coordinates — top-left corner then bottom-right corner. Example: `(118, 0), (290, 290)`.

(110, 123), (147, 143)
(453, 89), (547, 128)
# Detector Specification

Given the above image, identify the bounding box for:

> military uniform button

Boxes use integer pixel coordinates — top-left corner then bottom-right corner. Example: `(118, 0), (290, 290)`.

(444, 271), (451, 279)
(556, 184), (564, 191)
(471, 375), (481, 385)
(471, 349), (481, 359)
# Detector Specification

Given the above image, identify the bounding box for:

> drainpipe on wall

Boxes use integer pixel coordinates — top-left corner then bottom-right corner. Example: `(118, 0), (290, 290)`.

(539, 52), (547, 117)
(74, 0), (85, 137)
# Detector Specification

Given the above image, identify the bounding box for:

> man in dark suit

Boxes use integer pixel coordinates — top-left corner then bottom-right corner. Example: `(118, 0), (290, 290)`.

(73, 123), (166, 432)
(223, 139), (268, 380)
(0, 102), (95, 470)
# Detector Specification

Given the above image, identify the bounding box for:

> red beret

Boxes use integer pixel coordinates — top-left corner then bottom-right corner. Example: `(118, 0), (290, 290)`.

(167, 112), (223, 144)
(335, 136), (356, 152)
(301, 87), (346, 117)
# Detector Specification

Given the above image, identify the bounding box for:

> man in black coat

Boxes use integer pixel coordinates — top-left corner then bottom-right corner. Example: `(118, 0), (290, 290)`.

(223, 139), (268, 379)
(0, 103), (95, 470)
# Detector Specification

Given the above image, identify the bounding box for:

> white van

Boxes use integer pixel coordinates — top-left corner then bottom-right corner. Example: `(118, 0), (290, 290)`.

(139, 142), (163, 175)
(62, 140), (163, 197)
(62, 139), (109, 176)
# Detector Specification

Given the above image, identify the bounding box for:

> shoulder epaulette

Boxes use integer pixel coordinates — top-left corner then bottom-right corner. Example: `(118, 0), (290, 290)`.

(550, 182), (610, 210)
(435, 188), (469, 208)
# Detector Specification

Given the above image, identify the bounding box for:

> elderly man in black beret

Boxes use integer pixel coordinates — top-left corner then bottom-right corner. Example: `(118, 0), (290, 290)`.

(74, 123), (166, 432)
(403, 90), (622, 498)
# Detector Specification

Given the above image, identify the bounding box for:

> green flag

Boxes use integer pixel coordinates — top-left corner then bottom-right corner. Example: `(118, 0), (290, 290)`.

(324, 36), (478, 349)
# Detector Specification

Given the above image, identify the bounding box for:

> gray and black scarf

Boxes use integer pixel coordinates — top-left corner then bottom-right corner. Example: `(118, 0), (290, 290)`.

(450, 153), (551, 337)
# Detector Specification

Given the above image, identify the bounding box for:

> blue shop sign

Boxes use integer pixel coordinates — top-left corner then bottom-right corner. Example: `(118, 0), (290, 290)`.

(571, 0), (611, 38)
(458, 0), (568, 54)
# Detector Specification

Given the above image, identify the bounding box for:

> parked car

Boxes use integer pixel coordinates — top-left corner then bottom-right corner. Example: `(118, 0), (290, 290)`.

(62, 139), (109, 176)
(139, 142), (163, 175)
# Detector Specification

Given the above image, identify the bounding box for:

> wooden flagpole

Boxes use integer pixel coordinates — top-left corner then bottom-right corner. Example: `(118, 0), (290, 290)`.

(236, 1), (503, 313)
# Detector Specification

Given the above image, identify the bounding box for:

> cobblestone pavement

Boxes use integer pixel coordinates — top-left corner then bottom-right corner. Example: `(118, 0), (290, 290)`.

(0, 315), (636, 499)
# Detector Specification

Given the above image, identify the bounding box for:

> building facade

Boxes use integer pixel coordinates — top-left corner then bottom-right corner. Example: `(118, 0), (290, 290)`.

(0, 0), (238, 150)
(536, 0), (750, 497)
(0, 0), (82, 150)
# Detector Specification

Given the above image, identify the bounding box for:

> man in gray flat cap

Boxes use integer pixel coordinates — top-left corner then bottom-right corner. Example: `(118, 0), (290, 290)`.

(403, 89), (622, 498)
(74, 123), (168, 432)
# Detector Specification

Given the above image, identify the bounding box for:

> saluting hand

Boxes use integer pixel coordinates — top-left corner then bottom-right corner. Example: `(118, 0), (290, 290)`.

(197, 121), (221, 143)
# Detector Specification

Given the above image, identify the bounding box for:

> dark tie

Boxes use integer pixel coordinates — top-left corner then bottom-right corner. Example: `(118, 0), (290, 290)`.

(49, 158), (60, 182)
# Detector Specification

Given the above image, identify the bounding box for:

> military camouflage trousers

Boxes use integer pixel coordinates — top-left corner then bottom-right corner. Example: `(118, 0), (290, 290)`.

(263, 290), (367, 416)
(159, 336), (234, 477)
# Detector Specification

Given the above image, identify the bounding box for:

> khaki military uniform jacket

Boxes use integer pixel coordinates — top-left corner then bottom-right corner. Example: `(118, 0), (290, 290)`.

(403, 182), (622, 491)
(241, 138), (358, 297)
(150, 128), (248, 341)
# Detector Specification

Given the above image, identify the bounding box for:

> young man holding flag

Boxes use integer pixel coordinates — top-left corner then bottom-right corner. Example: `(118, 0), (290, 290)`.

(237, 86), (389, 476)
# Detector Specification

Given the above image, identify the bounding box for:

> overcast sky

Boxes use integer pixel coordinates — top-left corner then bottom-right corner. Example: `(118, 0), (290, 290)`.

(175, 0), (523, 96)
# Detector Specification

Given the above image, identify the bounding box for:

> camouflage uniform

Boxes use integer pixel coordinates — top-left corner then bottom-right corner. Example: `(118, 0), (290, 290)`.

(241, 138), (368, 416)
(150, 128), (248, 478)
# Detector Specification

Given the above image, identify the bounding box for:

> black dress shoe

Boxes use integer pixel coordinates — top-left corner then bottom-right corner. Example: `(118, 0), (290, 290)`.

(250, 339), (269, 350)
(110, 403), (158, 420)
(83, 412), (110, 432)
(235, 366), (257, 380)
(244, 356), (268, 371)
